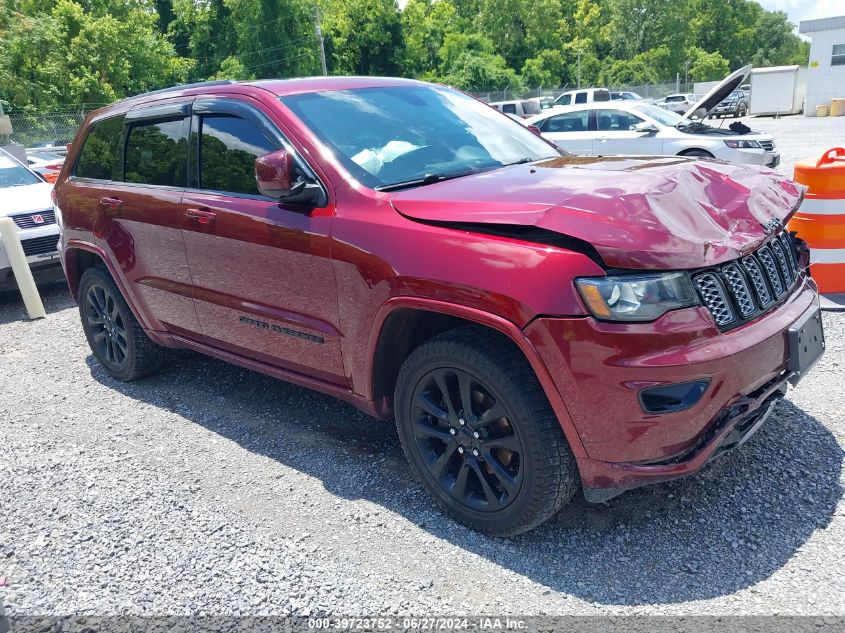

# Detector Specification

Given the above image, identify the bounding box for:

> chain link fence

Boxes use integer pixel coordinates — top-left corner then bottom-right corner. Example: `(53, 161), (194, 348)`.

(5, 106), (105, 149)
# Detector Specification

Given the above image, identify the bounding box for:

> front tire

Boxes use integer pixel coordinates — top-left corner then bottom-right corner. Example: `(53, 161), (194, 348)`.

(78, 266), (163, 381)
(394, 327), (578, 536)
(680, 149), (715, 159)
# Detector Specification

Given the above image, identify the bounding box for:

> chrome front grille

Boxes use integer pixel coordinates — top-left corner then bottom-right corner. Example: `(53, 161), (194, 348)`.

(770, 239), (793, 286)
(692, 232), (802, 330)
(722, 263), (755, 318)
(778, 232), (797, 279)
(693, 273), (735, 326)
(757, 246), (784, 297)
(741, 256), (773, 307)
(10, 209), (56, 229)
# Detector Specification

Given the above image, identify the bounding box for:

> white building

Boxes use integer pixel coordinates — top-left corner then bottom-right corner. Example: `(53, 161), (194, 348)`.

(799, 15), (845, 116)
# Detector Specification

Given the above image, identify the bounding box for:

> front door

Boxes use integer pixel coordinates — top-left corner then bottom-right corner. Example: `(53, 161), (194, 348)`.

(593, 108), (663, 156)
(180, 98), (345, 384)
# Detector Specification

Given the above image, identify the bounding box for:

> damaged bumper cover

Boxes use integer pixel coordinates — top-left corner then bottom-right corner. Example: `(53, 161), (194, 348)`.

(580, 372), (788, 503)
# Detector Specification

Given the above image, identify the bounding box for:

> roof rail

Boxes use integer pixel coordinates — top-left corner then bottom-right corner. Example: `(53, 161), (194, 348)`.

(116, 80), (238, 104)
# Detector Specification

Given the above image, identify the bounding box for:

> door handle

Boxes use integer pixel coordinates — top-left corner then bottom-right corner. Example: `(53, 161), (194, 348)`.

(98, 197), (123, 209)
(186, 208), (216, 224)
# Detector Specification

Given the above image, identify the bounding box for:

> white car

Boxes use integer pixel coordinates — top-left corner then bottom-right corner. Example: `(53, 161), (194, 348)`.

(524, 66), (779, 168)
(657, 93), (700, 113)
(0, 148), (62, 291)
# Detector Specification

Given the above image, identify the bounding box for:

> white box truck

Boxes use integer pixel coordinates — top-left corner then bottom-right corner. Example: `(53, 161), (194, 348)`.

(750, 65), (807, 116)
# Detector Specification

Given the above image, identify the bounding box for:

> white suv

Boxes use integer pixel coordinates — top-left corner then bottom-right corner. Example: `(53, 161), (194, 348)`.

(0, 148), (62, 290)
(554, 88), (612, 106)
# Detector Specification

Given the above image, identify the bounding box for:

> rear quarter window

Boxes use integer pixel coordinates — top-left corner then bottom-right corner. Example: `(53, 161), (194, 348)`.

(75, 116), (125, 180)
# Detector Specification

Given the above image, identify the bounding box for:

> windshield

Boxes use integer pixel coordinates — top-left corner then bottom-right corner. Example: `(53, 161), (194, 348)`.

(0, 154), (41, 188)
(633, 103), (684, 126)
(280, 85), (559, 190)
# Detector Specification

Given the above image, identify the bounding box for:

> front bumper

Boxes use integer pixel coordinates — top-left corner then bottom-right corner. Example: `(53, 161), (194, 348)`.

(0, 224), (61, 290)
(525, 276), (820, 499)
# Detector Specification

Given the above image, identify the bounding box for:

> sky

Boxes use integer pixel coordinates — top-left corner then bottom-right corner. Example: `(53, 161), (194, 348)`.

(756, 0), (843, 28)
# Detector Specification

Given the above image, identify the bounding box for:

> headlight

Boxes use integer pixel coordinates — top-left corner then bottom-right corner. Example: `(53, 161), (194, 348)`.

(724, 139), (762, 149)
(576, 272), (699, 322)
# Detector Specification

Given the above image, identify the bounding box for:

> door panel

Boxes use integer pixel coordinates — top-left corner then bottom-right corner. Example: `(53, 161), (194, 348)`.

(88, 109), (198, 335)
(105, 184), (199, 335)
(181, 104), (344, 383)
(182, 194), (343, 382)
(594, 109), (663, 156)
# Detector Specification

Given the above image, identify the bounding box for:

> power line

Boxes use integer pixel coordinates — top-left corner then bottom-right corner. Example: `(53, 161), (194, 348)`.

(240, 51), (314, 73)
(191, 36), (315, 62)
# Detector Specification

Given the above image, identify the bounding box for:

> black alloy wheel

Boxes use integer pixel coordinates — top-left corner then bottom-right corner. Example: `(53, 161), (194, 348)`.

(85, 282), (129, 369)
(410, 366), (524, 512)
(78, 266), (163, 381)
(394, 327), (578, 536)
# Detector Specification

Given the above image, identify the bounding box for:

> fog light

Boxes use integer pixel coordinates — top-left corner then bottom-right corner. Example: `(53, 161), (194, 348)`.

(638, 380), (710, 414)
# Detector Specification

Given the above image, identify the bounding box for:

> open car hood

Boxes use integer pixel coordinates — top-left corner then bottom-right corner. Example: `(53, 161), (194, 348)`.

(679, 65), (751, 123)
(390, 155), (804, 270)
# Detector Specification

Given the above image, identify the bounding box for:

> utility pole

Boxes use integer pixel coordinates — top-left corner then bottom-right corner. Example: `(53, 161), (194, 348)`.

(684, 59), (691, 92)
(577, 51), (582, 89)
(315, 3), (328, 76)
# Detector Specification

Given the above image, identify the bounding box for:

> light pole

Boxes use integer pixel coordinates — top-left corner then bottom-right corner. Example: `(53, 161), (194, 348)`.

(684, 59), (691, 92)
(315, 3), (328, 76)
(577, 50), (583, 89)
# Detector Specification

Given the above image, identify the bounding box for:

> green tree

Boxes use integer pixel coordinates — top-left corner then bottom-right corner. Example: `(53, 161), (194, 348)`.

(686, 46), (730, 82)
(401, 0), (460, 77)
(0, 0), (190, 109)
(434, 32), (523, 92)
(321, 0), (403, 76)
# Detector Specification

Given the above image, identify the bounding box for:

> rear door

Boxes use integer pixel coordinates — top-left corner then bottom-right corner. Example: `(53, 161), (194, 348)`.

(537, 109), (594, 154)
(594, 108), (663, 156)
(180, 97), (344, 384)
(66, 103), (200, 335)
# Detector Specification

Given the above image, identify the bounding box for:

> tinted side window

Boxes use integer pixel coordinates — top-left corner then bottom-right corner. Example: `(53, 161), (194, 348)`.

(502, 103), (516, 114)
(124, 118), (186, 187)
(558, 94), (571, 105)
(596, 109), (645, 131)
(198, 115), (276, 195)
(574, 92), (588, 104)
(594, 90), (611, 102)
(544, 110), (590, 133)
(75, 116), (125, 180)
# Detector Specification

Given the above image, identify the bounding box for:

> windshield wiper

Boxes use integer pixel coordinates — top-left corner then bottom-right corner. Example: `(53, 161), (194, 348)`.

(374, 158), (545, 192)
(375, 171), (467, 192)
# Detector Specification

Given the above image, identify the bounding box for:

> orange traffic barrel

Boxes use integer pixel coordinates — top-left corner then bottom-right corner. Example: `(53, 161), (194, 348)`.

(789, 147), (845, 302)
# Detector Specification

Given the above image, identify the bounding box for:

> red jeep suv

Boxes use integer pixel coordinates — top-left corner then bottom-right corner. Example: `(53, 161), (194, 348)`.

(53, 77), (824, 535)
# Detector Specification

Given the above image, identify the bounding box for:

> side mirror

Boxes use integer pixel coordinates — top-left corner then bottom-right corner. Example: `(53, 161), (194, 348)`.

(527, 124), (543, 137)
(255, 150), (304, 199)
(631, 122), (659, 135)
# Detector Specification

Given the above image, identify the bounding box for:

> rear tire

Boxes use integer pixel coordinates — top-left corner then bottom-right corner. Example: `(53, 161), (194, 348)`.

(394, 327), (578, 536)
(78, 266), (164, 381)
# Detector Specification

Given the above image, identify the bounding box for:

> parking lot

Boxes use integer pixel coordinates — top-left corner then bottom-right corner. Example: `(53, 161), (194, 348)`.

(1, 114), (844, 618)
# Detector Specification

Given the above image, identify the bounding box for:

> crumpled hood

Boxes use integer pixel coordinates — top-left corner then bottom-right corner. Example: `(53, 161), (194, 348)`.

(390, 155), (805, 269)
(0, 182), (53, 217)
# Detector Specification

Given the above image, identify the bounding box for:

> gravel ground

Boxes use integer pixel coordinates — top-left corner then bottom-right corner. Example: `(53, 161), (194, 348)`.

(2, 118), (845, 619)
